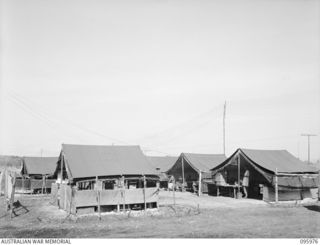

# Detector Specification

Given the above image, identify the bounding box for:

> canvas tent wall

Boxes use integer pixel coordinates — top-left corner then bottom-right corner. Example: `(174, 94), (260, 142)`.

(53, 144), (160, 214)
(210, 148), (319, 201)
(0, 155), (23, 202)
(166, 153), (226, 195)
(15, 156), (58, 194)
(146, 156), (178, 189)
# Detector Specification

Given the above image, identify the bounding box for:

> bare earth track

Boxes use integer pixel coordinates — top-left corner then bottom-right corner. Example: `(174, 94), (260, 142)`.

(0, 191), (319, 238)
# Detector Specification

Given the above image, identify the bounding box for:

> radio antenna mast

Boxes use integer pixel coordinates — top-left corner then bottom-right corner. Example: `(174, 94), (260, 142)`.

(223, 101), (227, 155)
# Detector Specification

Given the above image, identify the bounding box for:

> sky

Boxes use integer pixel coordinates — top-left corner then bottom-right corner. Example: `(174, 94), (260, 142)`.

(0, 0), (319, 161)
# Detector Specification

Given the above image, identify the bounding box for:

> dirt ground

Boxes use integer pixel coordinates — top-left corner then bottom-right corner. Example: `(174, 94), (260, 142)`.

(0, 191), (320, 238)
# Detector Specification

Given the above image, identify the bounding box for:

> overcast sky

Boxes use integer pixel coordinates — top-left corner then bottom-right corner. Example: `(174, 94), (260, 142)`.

(1, 0), (319, 161)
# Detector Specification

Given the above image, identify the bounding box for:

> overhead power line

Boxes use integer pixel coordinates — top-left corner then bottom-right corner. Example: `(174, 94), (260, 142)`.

(6, 90), (173, 155)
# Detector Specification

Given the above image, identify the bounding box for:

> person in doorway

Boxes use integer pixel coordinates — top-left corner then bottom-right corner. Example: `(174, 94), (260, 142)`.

(242, 170), (250, 198)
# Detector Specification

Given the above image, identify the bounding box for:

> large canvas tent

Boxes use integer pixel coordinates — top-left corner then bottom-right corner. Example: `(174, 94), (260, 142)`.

(15, 157), (58, 194)
(167, 153), (226, 195)
(210, 148), (319, 202)
(53, 144), (160, 214)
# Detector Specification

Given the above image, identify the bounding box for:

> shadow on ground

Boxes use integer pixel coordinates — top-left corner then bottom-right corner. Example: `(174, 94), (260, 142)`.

(304, 205), (320, 213)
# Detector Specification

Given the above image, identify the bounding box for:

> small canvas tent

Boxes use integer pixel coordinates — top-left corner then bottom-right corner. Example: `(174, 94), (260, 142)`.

(15, 157), (58, 194)
(146, 156), (178, 188)
(53, 144), (160, 214)
(210, 148), (319, 202)
(167, 153), (226, 195)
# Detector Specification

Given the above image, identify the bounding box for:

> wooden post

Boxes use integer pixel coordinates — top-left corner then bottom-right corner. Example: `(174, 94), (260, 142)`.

(318, 170), (320, 201)
(198, 171), (202, 196)
(237, 154), (241, 199)
(64, 184), (67, 210)
(275, 168), (279, 204)
(96, 176), (101, 220)
(143, 176), (146, 211)
(4, 169), (7, 209)
(10, 173), (16, 219)
(181, 157), (185, 187)
(122, 177), (126, 211)
(22, 175), (25, 193)
(117, 178), (120, 212)
(42, 175), (45, 194)
(173, 178), (176, 206)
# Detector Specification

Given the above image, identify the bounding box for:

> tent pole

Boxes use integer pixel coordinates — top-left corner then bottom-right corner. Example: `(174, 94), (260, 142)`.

(275, 168), (278, 203)
(42, 175), (45, 194)
(96, 176), (101, 220)
(237, 154), (241, 198)
(173, 177), (176, 207)
(143, 175), (146, 211)
(318, 170), (320, 201)
(181, 157), (185, 188)
(122, 176), (126, 212)
(198, 171), (202, 196)
(22, 175), (25, 194)
(4, 169), (8, 210)
(10, 173), (16, 219)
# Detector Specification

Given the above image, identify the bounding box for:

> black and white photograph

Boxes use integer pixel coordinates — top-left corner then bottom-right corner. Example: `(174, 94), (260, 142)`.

(0, 0), (320, 241)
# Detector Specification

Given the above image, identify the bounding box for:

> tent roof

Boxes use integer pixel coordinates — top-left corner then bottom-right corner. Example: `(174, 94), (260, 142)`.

(23, 156), (58, 175)
(213, 148), (318, 174)
(181, 153), (227, 172)
(146, 156), (178, 172)
(0, 155), (23, 173)
(61, 144), (158, 179)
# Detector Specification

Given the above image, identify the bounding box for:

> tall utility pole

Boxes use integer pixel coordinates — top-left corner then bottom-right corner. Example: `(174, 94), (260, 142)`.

(223, 101), (227, 155)
(301, 134), (317, 164)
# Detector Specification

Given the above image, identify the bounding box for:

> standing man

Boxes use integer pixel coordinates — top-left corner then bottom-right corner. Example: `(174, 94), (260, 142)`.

(242, 170), (250, 198)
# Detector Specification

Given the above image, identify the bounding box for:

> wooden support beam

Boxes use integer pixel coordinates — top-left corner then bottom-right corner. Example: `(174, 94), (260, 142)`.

(173, 178), (176, 207)
(181, 157), (185, 186)
(143, 175), (146, 211)
(96, 176), (101, 220)
(10, 174), (16, 219)
(318, 170), (320, 201)
(122, 177), (126, 212)
(237, 154), (241, 199)
(275, 168), (279, 204)
(4, 169), (8, 210)
(198, 171), (202, 196)
(22, 175), (25, 193)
